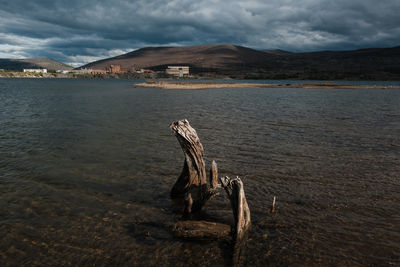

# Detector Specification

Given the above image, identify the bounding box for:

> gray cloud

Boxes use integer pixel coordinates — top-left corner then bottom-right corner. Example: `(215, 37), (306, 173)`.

(0, 0), (399, 66)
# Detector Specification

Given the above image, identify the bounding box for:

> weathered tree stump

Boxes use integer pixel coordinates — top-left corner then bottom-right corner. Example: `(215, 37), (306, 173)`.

(170, 119), (218, 213)
(170, 119), (251, 241)
(220, 176), (251, 240)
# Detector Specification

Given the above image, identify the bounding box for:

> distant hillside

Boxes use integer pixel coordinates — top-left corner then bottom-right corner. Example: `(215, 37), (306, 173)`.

(262, 49), (293, 55)
(81, 44), (274, 72)
(275, 46), (400, 80)
(0, 58), (72, 71)
(81, 44), (400, 80)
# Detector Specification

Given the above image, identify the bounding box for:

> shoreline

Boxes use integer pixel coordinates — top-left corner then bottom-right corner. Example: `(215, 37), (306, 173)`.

(135, 81), (400, 90)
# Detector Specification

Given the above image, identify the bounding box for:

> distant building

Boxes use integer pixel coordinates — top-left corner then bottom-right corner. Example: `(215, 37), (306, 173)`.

(56, 70), (70, 74)
(73, 68), (92, 74)
(91, 69), (107, 74)
(105, 64), (133, 74)
(23, 69), (47, 73)
(166, 66), (189, 77)
(141, 69), (155, 73)
(107, 64), (121, 73)
(120, 67), (130, 73)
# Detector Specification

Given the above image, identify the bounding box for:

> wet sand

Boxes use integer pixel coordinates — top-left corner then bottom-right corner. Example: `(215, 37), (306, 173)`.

(136, 81), (400, 90)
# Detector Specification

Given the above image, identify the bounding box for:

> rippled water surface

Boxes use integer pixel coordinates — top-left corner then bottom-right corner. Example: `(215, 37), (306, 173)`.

(1, 79), (399, 266)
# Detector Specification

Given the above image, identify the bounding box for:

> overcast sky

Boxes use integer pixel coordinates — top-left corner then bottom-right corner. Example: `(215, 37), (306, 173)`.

(0, 0), (399, 67)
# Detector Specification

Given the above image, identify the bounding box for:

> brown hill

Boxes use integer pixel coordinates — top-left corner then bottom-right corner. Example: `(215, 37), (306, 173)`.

(81, 44), (400, 80)
(82, 44), (277, 72)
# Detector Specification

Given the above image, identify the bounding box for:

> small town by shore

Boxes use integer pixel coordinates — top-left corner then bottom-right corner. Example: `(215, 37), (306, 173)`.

(0, 63), (188, 79)
(0, 69), (158, 79)
(135, 81), (400, 90)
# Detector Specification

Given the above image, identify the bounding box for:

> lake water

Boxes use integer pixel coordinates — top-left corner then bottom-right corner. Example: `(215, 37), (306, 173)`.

(1, 78), (399, 266)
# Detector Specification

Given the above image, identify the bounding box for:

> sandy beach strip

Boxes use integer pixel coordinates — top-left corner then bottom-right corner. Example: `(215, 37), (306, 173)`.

(135, 81), (400, 90)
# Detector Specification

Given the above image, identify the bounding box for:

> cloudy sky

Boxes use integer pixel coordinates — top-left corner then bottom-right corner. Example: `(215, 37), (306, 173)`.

(0, 0), (399, 67)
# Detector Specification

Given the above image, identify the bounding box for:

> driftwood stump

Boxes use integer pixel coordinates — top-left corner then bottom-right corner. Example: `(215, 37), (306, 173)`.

(170, 119), (251, 241)
(220, 176), (251, 240)
(170, 119), (206, 198)
(170, 119), (218, 213)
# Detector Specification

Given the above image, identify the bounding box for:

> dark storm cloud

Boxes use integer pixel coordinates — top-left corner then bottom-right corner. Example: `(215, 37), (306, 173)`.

(0, 0), (399, 66)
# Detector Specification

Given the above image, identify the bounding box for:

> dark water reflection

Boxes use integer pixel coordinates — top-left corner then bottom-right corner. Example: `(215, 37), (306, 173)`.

(1, 79), (399, 266)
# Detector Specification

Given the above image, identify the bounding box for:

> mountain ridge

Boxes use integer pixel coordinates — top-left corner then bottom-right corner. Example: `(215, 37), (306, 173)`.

(82, 44), (273, 70)
(80, 44), (400, 80)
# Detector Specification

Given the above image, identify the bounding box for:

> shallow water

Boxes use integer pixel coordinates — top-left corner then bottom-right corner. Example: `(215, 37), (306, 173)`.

(1, 78), (399, 266)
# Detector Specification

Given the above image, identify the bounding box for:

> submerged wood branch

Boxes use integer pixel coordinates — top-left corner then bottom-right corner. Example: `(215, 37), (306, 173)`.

(172, 221), (231, 240)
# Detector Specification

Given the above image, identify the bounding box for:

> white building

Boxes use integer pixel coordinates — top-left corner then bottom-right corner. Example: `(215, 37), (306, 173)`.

(166, 66), (189, 77)
(23, 69), (47, 73)
(56, 70), (70, 74)
(73, 68), (92, 74)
